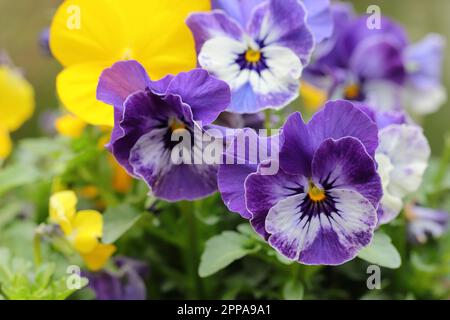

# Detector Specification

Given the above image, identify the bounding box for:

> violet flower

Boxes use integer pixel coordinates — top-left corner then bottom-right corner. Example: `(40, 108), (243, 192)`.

(219, 100), (383, 265)
(85, 257), (149, 300)
(405, 205), (449, 244)
(187, 0), (314, 113)
(97, 60), (230, 201)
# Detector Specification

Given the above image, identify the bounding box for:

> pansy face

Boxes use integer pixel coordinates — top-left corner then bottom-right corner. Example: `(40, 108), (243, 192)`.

(97, 60), (231, 201)
(219, 100), (383, 265)
(188, 0), (314, 113)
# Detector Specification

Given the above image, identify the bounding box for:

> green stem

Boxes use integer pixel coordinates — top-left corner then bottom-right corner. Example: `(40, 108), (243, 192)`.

(33, 229), (43, 267)
(264, 109), (272, 131)
(430, 134), (450, 206)
(180, 201), (204, 299)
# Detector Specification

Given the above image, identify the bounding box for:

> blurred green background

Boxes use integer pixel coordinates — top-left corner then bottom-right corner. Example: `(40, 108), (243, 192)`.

(0, 0), (449, 153)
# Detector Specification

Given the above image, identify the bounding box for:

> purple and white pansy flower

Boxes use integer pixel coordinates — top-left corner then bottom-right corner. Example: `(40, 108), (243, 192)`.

(97, 60), (231, 201)
(187, 0), (315, 113)
(219, 100), (383, 265)
(375, 124), (431, 225)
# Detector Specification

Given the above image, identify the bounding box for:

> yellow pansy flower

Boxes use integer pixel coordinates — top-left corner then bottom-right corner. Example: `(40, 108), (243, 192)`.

(81, 243), (117, 271)
(49, 190), (116, 271)
(54, 114), (87, 138)
(50, 0), (210, 126)
(0, 64), (34, 159)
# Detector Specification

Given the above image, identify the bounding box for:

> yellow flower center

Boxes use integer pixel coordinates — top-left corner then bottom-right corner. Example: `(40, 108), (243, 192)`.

(169, 118), (186, 133)
(245, 49), (261, 63)
(308, 182), (326, 202)
(344, 84), (360, 100)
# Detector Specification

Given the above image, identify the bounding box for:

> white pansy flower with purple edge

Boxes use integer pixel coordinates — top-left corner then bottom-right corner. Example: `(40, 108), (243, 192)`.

(187, 0), (315, 113)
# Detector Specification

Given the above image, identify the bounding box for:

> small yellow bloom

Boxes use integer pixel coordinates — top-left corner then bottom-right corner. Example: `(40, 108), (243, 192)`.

(81, 243), (116, 272)
(50, 190), (77, 235)
(49, 190), (116, 271)
(0, 65), (34, 132)
(300, 81), (327, 112)
(0, 128), (12, 160)
(0, 64), (34, 159)
(55, 114), (87, 138)
(50, 0), (210, 126)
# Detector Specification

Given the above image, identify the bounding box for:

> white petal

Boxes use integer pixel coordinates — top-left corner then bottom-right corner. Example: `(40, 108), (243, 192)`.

(377, 124), (430, 198)
(251, 45), (302, 95)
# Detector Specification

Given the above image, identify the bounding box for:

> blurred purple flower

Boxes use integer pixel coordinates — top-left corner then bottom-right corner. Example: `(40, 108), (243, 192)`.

(305, 3), (446, 114)
(39, 28), (52, 57)
(406, 205), (449, 244)
(85, 256), (149, 300)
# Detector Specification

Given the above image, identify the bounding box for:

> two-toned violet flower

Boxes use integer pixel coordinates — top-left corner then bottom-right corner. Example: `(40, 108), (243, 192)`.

(219, 100), (383, 265)
(97, 60), (230, 201)
(187, 0), (316, 113)
(305, 3), (446, 115)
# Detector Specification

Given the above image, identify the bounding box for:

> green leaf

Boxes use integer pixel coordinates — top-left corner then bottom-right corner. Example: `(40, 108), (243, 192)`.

(199, 231), (260, 278)
(102, 204), (143, 244)
(283, 280), (304, 300)
(0, 164), (40, 196)
(358, 232), (401, 269)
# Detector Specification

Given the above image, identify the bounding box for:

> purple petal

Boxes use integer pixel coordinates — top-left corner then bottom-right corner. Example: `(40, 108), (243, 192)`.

(279, 112), (314, 176)
(302, 0), (333, 43)
(130, 129), (218, 201)
(311, 137), (382, 208)
(245, 163), (305, 238)
(166, 69), (231, 125)
(308, 100), (379, 158)
(218, 129), (280, 218)
(186, 11), (244, 54)
(248, 0), (314, 64)
(405, 34), (445, 89)
(212, 0), (265, 28)
(110, 91), (191, 175)
(97, 60), (152, 109)
(350, 37), (406, 84)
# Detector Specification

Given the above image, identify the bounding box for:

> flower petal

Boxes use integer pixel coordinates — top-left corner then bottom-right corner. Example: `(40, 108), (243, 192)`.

(72, 210), (103, 254)
(49, 0), (127, 66)
(308, 100), (379, 158)
(218, 129), (280, 218)
(248, 0), (314, 64)
(187, 11), (244, 54)
(0, 66), (35, 132)
(245, 163), (305, 238)
(57, 62), (114, 126)
(129, 129), (218, 201)
(81, 243), (117, 271)
(166, 69), (231, 124)
(312, 137), (382, 208)
(302, 0), (333, 43)
(377, 124), (430, 198)
(97, 60), (152, 108)
(266, 189), (376, 265)
(49, 191), (78, 235)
